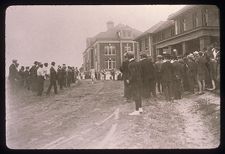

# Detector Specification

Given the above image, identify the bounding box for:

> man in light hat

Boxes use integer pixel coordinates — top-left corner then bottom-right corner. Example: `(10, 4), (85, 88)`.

(126, 51), (143, 115)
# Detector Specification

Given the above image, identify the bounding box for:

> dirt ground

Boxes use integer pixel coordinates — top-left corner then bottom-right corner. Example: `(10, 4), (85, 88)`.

(6, 79), (220, 149)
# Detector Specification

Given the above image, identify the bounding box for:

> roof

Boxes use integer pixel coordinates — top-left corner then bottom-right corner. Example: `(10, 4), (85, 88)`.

(153, 20), (174, 33)
(135, 21), (165, 40)
(84, 24), (142, 52)
(167, 5), (198, 20)
(92, 24), (142, 41)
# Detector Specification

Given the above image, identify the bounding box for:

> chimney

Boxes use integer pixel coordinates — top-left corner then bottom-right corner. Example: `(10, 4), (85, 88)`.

(106, 21), (114, 30)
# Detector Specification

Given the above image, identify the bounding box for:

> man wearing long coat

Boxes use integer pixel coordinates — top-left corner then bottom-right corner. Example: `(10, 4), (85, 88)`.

(127, 52), (143, 115)
(139, 53), (155, 99)
(120, 53), (131, 100)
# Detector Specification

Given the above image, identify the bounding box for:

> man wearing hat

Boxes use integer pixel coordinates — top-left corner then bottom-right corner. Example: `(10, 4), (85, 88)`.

(161, 54), (175, 102)
(187, 53), (197, 94)
(120, 52), (131, 101)
(24, 66), (31, 90)
(37, 63), (45, 96)
(126, 51), (143, 115)
(139, 53), (155, 99)
(30, 61), (39, 92)
(155, 55), (163, 94)
(8, 59), (19, 92)
(46, 62), (58, 95)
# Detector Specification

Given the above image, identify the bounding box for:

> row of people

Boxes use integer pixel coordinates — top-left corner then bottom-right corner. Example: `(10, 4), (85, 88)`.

(8, 60), (80, 96)
(120, 46), (220, 115)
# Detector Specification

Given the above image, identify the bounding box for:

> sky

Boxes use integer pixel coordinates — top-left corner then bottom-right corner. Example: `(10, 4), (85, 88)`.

(5, 5), (185, 74)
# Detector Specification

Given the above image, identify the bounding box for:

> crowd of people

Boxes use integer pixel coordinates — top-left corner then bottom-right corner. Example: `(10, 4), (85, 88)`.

(120, 46), (220, 115)
(8, 60), (80, 96)
(8, 45), (220, 116)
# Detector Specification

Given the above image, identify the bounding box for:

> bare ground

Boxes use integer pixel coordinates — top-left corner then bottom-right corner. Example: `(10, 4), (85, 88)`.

(6, 79), (220, 149)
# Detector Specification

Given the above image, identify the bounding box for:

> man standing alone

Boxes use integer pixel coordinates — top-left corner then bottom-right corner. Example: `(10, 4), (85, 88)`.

(46, 62), (58, 95)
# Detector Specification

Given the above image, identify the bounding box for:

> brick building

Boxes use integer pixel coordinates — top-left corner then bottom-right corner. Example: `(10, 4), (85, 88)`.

(83, 21), (142, 72)
(135, 5), (220, 61)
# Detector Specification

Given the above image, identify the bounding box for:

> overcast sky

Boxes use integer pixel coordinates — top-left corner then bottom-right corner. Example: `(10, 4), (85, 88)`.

(6, 5), (185, 74)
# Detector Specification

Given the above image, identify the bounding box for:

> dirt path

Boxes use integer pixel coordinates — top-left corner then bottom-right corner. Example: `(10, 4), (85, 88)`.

(6, 80), (220, 149)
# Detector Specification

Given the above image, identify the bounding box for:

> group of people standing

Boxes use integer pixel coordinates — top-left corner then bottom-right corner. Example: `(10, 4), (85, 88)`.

(8, 60), (80, 96)
(120, 46), (220, 115)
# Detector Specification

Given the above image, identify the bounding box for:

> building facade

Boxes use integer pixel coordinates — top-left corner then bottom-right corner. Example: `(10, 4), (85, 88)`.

(135, 5), (220, 61)
(83, 21), (142, 72)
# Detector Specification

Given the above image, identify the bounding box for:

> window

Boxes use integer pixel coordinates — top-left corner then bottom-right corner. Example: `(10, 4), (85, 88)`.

(145, 37), (149, 50)
(104, 44), (116, 55)
(175, 20), (178, 34)
(171, 27), (175, 36)
(122, 30), (132, 38)
(180, 18), (184, 33)
(141, 41), (145, 52)
(105, 58), (116, 70)
(183, 19), (187, 31)
(192, 13), (199, 28)
(202, 8), (209, 26)
(124, 43), (132, 52)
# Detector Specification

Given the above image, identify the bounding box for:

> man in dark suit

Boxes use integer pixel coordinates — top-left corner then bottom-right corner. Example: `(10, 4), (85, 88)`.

(120, 53), (131, 100)
(57, 65), (64, 90)
(37, 63), (45, 96)
(30, 61), (39, 92)
(126, 51), (143, 115)
(8, 59), (19, 92)
(46, 62), (58, 95)
(139, 53), (155, 99)
(161, 54), (175, 102)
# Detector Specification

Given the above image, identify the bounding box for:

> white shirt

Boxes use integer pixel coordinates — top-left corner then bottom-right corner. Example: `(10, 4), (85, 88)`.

(37, 67), (45, 76)
(43, 66), (49, 76)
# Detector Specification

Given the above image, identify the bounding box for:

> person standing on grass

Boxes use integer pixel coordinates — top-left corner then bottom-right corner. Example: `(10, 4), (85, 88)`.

(155, 55), (163, 95)
(24, 66), (31, 90)
(120, 52), (131, 101)
(46, 62), (58, 95)
(126, 51), (143, 115)
(37, 63), (45, 96)
(8, 59), (19, 92)
(57, 65), (64, 90)
(90, 68), (95, 84)
(161, 54), (175, 103)
(30, 61), (39, 92)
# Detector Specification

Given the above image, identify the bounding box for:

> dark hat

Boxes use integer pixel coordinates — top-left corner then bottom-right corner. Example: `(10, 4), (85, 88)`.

(12, 59), (17, 63)
(140, 53), (147, 58)
(51, 62), (55, 65)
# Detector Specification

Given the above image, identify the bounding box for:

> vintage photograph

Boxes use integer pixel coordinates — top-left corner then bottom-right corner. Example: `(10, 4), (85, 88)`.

(5, 5), (220, 149)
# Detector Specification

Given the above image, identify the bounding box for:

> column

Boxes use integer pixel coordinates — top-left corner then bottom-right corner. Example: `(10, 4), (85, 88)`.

(120, 41), (123, 65)
(182, 42), (187, 55)
(199, 36), (211, 50)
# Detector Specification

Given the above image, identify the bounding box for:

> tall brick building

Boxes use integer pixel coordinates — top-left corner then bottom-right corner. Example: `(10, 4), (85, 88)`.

(135, 5), (220, 61)
(83, 21), (142, 72)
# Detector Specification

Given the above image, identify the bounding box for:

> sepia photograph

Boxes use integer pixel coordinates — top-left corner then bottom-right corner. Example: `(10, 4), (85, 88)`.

(5, 5), (220, 149)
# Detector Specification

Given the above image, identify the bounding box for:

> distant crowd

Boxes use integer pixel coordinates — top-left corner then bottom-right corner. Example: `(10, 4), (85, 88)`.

(120, 45), (220, 115)
(8, 61), (80, 96)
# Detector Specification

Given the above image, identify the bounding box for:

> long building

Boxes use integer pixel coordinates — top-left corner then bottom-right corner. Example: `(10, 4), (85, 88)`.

(135, 5), (220, 61)
(83, 21), (142, 72)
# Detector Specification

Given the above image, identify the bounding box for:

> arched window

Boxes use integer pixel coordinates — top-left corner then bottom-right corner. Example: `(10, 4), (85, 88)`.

(104, 44), (116, 55)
